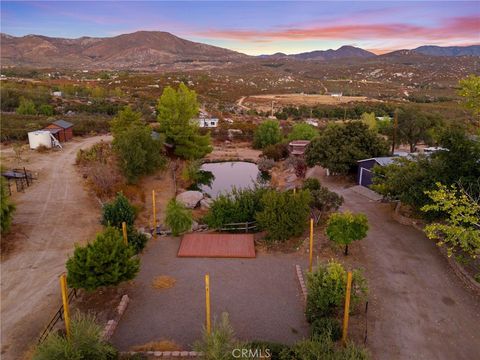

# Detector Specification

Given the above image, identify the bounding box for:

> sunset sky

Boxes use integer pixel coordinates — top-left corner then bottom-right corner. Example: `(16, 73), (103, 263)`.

(1, 1), (479, 55)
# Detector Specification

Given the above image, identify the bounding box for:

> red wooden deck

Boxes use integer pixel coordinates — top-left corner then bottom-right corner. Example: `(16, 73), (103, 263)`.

(178, 233), (256, 258)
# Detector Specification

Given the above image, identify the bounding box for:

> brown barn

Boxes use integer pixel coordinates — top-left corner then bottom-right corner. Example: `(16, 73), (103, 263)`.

(44, 120), (74, 142)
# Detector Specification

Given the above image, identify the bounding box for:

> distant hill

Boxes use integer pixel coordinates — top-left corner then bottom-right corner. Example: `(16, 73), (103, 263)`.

(0, 31), (248, 69)
(259, 46), (376, 61)
(413, 45), (480, 57)
(1, 30), (478, 70)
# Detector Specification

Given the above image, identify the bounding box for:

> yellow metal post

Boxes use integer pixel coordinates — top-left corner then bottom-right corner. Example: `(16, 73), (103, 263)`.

(342, 271), (353, 344)
(293, 188), (296, 194)
(205, 274), (211, 335)
(59, 274), (71, 339)
(122, 221), (128, 246)
(309, 218), (314, 272)
(152, 190), (157, 235)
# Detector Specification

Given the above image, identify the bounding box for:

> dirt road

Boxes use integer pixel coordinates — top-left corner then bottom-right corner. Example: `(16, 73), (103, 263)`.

(1, 135), (111, 359)
(311, 168), (480, 360)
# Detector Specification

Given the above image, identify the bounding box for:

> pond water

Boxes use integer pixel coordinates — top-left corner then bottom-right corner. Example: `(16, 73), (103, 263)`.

(198, 161), (267, 198)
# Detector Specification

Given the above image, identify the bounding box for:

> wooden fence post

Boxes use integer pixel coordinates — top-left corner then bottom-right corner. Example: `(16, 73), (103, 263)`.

(59, 274), (71, 339)
(205, 274), (211, 335)
(342, 271), (353, 344)
(152, 190), (156, 235)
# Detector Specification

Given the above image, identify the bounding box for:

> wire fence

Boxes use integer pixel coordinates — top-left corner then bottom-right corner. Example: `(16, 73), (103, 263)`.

(37, 288), (77, 344)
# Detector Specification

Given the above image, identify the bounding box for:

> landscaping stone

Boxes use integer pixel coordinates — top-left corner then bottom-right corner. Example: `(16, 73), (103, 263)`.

(190, 221), (200, 232)
(286, 174), (297, 182)
(176, 191), (203, 208)
(200, 197), (213, 209)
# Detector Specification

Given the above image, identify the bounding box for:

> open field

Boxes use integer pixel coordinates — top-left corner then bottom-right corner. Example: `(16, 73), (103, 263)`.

(242, 93), (380, 112)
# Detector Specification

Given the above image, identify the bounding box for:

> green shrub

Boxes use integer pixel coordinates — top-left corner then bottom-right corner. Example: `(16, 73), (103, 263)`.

(280, 333), (369, 360)
(127, 226), (148, 254)
(38, 104), (54, 116)
(262, 142), (289, 161)
(310, 187), (344, 214)
(102, 192), (136, 228)
(182, 160), (215, 190)
(182, 160), (202, 183)
(66, 227), (139, 291)
(326, 212), (369, 255)
(287, 123), (318, 141)
(253, 119), (283, 149)
(33, 312), (118, 360)
(16, 97), (36, 115)
(165, 199), (193, 236)
(255, 189), (311, 242)
(302, 178), (321, 191)
(246, 341), (290, 360)
(311, 317), (341, 341)
(194, 313), (238, 360)
(306, 260), (367, 322)
(1, 177), (15, 234)
(204, 187), (266, 229)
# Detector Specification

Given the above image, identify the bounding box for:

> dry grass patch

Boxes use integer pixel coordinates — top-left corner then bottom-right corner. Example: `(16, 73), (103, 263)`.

(131, 340), (181, 352)
(152, 275), (176, 290)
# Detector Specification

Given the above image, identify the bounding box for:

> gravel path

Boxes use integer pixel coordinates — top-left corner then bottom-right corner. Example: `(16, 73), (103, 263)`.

(0, 135), (111, 359)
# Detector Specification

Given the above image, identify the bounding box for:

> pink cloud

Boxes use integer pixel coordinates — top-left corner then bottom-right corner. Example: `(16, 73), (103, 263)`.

(196, 16), (480, 43)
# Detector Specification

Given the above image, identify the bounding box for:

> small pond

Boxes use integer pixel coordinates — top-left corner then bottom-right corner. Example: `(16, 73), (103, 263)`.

(198, 161), (268, 198)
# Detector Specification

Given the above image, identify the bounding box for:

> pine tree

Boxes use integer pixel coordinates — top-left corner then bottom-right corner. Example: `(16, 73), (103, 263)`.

(66, 227), (139, 291)
(101, 192), (136, 228)
(156, 83), (212, 159)
(111, 106), (166, 183)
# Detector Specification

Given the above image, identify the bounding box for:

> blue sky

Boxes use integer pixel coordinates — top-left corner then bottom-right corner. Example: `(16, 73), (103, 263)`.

(1, 1), (479, 54)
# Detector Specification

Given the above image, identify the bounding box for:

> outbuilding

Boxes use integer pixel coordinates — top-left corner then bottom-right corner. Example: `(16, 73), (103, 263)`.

(357, 157), (395, 187)
(43, 120), (74, 142)
(198, 117), (219, 128)
(288, 140), (311, 157)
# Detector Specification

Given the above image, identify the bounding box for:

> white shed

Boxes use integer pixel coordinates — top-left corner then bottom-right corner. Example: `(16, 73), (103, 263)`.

(28, 130), (53, 149)
(198, 118), (219, 128)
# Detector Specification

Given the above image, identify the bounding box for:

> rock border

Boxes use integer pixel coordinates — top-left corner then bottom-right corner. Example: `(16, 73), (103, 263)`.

(121, 351), (202, 358)
(202, 158), (258, 165)
(392, 202), (424, 232)
(295, 265), (307, 304)
(391, 202), (480, 296)
(102, 294), (129, 340)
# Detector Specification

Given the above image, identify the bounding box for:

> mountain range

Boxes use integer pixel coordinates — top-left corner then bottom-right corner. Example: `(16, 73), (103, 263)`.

(1, 31), (479, 70)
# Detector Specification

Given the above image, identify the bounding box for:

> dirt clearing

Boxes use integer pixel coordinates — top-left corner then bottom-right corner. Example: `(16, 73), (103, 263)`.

(242, 93), (379, 112)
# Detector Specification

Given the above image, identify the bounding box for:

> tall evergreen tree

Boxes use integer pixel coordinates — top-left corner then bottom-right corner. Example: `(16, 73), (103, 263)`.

(156, 83), (212, 159)
(111, 106), (166, 183)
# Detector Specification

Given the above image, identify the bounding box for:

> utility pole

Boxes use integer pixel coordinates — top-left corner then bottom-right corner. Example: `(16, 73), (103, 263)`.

(391, 109), (398, 155)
